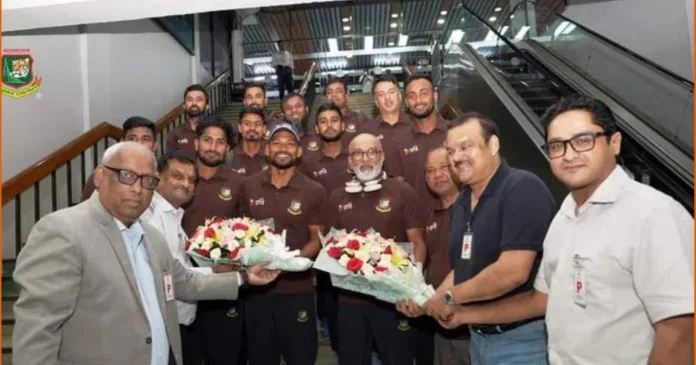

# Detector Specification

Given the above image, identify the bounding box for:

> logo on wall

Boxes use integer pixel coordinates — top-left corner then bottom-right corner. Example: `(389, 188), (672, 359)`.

(2, 48), (42, 99)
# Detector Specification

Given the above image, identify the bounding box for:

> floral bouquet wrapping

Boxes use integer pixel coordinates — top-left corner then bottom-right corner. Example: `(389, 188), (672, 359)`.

(186, 217), (313, 271)
(313, 227), (435, 305)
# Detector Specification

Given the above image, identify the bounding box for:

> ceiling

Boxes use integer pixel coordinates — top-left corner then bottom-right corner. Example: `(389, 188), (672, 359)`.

(240, 0), (566, 77)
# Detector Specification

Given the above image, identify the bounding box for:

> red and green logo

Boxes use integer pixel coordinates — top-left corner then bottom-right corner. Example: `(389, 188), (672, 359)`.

(2, 49), (42, 99)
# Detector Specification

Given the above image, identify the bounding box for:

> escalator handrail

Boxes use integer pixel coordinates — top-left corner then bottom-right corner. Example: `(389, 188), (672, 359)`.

(508, 0), (694, 89)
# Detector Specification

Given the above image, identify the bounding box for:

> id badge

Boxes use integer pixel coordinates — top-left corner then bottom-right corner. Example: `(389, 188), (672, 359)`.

(164, 274), (175, 301)
(572, 257), (586, 307)
(460, 233), (473, 260)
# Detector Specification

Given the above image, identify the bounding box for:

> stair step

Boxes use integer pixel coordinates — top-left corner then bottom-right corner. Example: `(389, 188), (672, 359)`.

(3, 324), (12, 353)
(2, 352), (11, 365)
(3, 299), (15, 325)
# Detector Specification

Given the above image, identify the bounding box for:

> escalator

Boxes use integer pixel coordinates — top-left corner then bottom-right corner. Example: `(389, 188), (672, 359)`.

(435, 0), (694, 212)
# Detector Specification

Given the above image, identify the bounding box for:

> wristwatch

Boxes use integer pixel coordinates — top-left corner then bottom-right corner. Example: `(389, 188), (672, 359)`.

(239, 269), (249, 287)
(444, 289), (456, 306)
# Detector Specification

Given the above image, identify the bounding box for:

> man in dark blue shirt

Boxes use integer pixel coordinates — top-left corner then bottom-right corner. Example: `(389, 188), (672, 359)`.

(418, 112), (555, 365)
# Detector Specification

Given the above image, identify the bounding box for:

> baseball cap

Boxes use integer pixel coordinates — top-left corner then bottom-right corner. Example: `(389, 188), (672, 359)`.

(266, 122), (301, 142)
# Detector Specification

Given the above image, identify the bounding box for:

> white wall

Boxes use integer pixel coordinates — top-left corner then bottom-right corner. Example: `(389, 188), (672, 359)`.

(563, 0), (694, 82)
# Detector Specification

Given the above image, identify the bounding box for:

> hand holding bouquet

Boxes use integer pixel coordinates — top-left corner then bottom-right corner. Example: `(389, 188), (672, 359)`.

(186, 217), (313, 271)
(313, 228), (435, 305)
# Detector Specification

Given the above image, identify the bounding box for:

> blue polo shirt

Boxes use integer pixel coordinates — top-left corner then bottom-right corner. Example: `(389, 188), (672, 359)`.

(450, 160), (555, 303)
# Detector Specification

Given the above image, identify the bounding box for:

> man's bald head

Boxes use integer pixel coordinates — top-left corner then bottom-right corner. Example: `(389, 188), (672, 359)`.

(348, 133), (385, 181)
(349, 133), (382, 153)
(94, 141), (159, 226)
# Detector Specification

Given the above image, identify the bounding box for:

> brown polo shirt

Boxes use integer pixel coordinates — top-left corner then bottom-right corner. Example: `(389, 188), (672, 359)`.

(165, 122), (198, 162)
(359, 113), (414, 173)
(424, 202), (453, 288)
(300, 151), (350, 199)
(385, 116), (449, 209)
(227, 145), (268, 176)
(239, 170), (328, 294)
(340, 109), (370, 146)
(181, 166), (244, 237)
(328, 178), (423, 303)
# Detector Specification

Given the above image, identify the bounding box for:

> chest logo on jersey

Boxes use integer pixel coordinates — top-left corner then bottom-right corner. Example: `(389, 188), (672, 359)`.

(376, 198), (392, 213)
(398, 319), (410, 331)
(262, 164), (269, 171)
(297, 310), (309, 322)
(426, 221), (438, 232)
(249, 197), (265, 207)
(307, 141), (320, 151)
(235, 167), (246, 175)
(177, 138), (189, 144)
(403, 144), (419, 156)
(346, 123), (357, 133)
(287, 199), (303, 215)
(338, 202), (353, 212)
(226, 306), (238, 318)
(219, 187), (233, 201)
(312, 168), (328, 178)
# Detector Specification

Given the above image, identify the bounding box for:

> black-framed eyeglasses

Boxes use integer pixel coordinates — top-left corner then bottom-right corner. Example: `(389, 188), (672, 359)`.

(103, 166), (160, 190)
(542, 131), (607, 159)
(349, 148), (383, 160)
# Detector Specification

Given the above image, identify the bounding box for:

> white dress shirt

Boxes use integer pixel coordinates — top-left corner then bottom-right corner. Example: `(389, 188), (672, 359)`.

(534, 166), (694, 365)
(141, 192), (212, 326)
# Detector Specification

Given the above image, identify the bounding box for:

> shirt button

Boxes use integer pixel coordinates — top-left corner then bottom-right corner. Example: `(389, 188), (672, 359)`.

(146, 336), (152, 344)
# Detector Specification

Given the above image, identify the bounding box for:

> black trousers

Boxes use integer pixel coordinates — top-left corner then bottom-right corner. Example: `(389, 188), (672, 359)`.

(245, 291), (318, 365)
(275, 65), (294, 98)
(198, 299), (245, 365)
(414, 316), (436, 365)
(179, 318), (203, 365)
(337, 301), (417, 365)
(316, 271), (339, 352)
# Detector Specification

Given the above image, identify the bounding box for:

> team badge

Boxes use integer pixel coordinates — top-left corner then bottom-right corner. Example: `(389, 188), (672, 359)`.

(346, 124), (357, 132)
(297, 310), (309, 323)
(178, 138), (189, 144)
(219, 187), (232, 201)
(287, 199), (303, 215)
(226, 306), (238, 318)
(376, 198), (392, 213)
(307, 141), (319, 151)
(397, 319), (410, 331)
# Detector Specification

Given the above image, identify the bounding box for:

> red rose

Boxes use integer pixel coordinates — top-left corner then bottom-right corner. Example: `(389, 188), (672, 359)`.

(356, 231), (367, 237)
(383, 246), (392, 255)
(212, 217), (225, 224)
(204, 228), (216, 239)
(327, 246), (343, 259)
(375, 266), (388, 272)
(198, 249), (210, 258)
(347, 239), (361, 250)
(232, 223), (249, 231)
(346, 258), (363, 272)
(229, 247), (241, 259)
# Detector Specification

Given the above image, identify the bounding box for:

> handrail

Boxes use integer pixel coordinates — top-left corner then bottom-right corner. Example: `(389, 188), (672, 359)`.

(440, 101), (464, 120)
(2, 69), (231, 205)
(510, 0), (694, 88)
(298, 61), (317, 96)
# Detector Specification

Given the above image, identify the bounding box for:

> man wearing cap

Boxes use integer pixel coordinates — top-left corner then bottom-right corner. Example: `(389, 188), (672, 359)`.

(239, 122), (328, 365)
(328, 133), (426, 365)
(227, 107), (269, 176)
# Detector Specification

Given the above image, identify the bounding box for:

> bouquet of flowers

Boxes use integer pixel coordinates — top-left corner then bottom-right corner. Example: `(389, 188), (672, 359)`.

(186, 216), (313, 271)
(313, 228), (435, 305)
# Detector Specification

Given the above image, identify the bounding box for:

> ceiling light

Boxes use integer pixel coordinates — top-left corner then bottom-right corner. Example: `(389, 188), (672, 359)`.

(494, 7), (502, 12)
(388, 41), (395, 46)
(343, 26), (351, 31)
(514, 25), (530, 40)
(328, 38), (339, 53)
(440, 10), (448, 15)
(510, 15), (515, 19)
(446, 29), (465, 47)
(391, 13), (398, 18)
(461, 17), (466, 22)
(342, 17), (349, 23)
(398, 34), (409, 47)
(390, 22), (398, 28)
(489, 16), (497, 22)
(500, 26), (509, 36)
(364, 36), (374, 50)
(346, 54), (353, 59)
(437, 18), (445, 25)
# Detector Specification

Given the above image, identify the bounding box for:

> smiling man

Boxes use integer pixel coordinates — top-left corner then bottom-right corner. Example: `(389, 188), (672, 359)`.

(439, 96), (695, 365)
(167, 84), (213, 161)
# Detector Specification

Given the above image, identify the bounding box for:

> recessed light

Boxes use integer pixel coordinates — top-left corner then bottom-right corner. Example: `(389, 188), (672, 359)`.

(494, 7), (502, 12)
(342, 17), (349, 23)
(343, 26), (351, 31)
(388, 41), (395, 46)
(461, 17), (466, 22)
(440, 10), (448, 15)
(510, 15), (515, 19)
(437, 18), (445, 25)
(391, 14), (398, 18)
(390, 22), (398, 28)
(489, 16), (497, 21)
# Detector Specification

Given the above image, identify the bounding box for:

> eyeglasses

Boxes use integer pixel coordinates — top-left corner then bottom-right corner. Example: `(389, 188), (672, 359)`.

(103, 166), (160, 190)
(349, 148), (383, 160)
(542, 131), (607, 159)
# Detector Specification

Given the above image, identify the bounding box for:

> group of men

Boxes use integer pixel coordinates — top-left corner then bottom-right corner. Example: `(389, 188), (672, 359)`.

(11, 71), (694, 365)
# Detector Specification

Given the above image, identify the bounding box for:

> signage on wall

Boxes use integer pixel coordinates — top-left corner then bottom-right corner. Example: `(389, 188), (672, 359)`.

(2, 48), (42, 99)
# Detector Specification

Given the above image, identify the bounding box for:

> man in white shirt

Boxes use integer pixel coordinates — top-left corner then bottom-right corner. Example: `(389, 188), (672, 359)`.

(438, 95), (694, 365)
(141, 149), (239, 365)
(271, 40), (294, 98)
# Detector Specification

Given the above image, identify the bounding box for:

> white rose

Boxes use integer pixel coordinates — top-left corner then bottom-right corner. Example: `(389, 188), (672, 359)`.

(338, 255), (350, 267)
(233, 230), (246, 239)
(210, 248), (221, 259)
(362, 266), (375, 277)
(201, 240), (213, 251)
